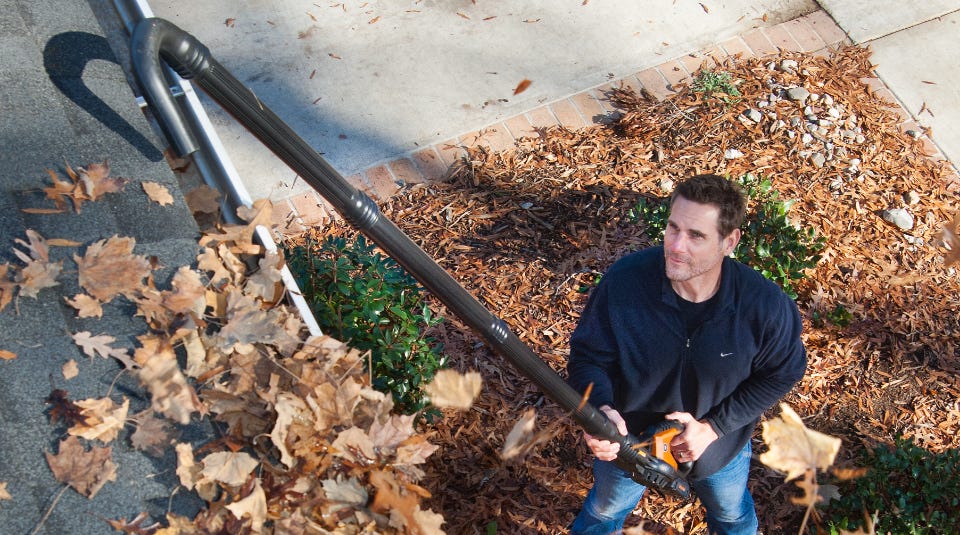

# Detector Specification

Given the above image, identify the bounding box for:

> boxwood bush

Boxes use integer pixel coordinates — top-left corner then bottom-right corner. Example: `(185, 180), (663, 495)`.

(285, 234), (446, 417)
(826, 436), (960, 534)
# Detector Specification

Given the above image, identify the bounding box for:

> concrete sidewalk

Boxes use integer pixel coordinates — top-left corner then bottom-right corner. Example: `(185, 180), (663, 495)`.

(144, 0), (960, 234)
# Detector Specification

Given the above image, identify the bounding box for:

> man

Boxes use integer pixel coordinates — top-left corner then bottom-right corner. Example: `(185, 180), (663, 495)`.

(566, 174), (807, 534)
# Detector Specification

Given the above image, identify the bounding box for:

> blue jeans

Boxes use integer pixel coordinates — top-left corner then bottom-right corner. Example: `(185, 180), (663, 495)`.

(570, 441), (758, 535)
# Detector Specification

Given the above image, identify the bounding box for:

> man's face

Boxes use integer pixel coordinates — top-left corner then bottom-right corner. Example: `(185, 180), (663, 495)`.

(663, 197), (740, 283)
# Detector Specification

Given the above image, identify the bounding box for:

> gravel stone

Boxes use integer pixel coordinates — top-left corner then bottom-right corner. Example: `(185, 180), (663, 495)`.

(881, 208), (915, 230)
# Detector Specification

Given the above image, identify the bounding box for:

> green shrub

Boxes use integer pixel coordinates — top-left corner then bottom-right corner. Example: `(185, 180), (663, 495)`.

(812, 303), (853, 328)
(629, 173), (825, 299)
(825, 436), (960, 534)
(285, 234), (446, 416)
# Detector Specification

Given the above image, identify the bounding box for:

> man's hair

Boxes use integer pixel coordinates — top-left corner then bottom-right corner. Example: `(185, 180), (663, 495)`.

(669, 174), (746, 237)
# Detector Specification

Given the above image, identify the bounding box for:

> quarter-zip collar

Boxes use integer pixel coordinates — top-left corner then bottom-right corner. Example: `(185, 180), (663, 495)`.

(660, 253), (737, 316)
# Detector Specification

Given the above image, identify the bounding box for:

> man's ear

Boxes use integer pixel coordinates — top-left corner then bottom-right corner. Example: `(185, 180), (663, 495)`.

(723, 228), (741, 256)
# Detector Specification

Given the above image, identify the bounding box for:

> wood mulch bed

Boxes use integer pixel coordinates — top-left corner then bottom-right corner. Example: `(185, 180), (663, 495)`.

(303, 45), (960, 533)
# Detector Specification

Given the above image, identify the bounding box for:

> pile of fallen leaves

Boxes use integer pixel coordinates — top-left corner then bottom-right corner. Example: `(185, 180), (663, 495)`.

(1, 162), (475, 533)
(304, 45), (960, 532)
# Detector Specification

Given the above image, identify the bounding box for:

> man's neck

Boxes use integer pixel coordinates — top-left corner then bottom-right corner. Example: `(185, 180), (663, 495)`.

(670, 272), (722, 303)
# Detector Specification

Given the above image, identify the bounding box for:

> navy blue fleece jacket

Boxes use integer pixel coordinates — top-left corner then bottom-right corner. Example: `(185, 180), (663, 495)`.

(567, 246), (807, 479)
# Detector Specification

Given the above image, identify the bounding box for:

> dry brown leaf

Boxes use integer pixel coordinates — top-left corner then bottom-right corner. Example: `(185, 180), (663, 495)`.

(368, 413), (416, 452)
(214, 291), (302, 355)
(413, 507), (446, 535)
(789, 469), (840, 507)
(394, 434), (439, 466)
(369, 470), (443, 534)
(369, 469), (421, 529)
(106, 512), (161, 534)
(199, 451), (258, 487)
(331, 426), (377, 464)
(134, 335), (202, 424)
(760, 404), (841, 481)
(161, 266), (206, 315)
(513, 79), (532, 95)
(307, 379), (363, 430)
(180, 329), (209, 379)
(64, 293), (103, 318)
(62, 359), (79, 379)
(43, 167), (79, 212)
(245, 251), (283, 302)
(75, 160), (128, 200)
(270, 392), (310, 468)
(130, 409), (178, 457)
(234, 199), (274, 243)
(0, 481), (10, 501)
(184, 185), (221, 215)
(75, 235), (153, 302)
(0, 349), (15, 361)
(321, 476), (368, 513)
(13, 230), (63, 298)
(832, 466), (869, 480)
(68, 396), (130, 443)
(500, 407), (537, 460)
(196, 246), (234, 285)
(45, 435), (117, 498)
(423, 369), (482, 409)
(46, 238), (82, 247)
(20, 207), (66, 215)
(175, 442), (200, 489)
(203, 387), (272, 439)
(71, 331), (136, 369)
(940, 211), (960, 265)
(225, 478), (267, 533)
(142, 181), (174, 206)
(0, 264), (15, 312)
(45, 389), (84, 427)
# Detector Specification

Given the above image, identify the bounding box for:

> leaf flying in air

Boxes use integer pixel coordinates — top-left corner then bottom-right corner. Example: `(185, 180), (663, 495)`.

(513, 79), (532, 95)
(423, 369), (482, 409)
(759, 404), (841, 481)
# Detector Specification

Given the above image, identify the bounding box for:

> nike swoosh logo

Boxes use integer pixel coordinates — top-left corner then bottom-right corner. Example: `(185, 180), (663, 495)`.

(720, 352), (734, 358)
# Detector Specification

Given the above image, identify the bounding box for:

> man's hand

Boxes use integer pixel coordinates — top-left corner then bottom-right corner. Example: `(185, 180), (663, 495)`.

(666, 412), (718, 462)
(583, 405), (628, 461)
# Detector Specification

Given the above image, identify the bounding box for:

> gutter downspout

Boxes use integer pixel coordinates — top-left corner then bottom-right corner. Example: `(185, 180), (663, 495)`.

(128, 16), (689, 498)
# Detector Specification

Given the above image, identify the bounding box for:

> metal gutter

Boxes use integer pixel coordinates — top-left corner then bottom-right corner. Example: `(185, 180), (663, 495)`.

(111, 0), (322, 336)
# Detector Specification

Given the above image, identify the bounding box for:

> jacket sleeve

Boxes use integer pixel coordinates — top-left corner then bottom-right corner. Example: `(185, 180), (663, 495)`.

(566, 279), (620, 410)
(703, 292), (807, 437)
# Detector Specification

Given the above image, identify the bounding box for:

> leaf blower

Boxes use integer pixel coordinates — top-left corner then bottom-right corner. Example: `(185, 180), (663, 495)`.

(130, 17), (693, 498)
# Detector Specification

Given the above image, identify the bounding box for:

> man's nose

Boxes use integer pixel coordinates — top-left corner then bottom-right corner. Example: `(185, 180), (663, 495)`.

(666, 234), (686, 252)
